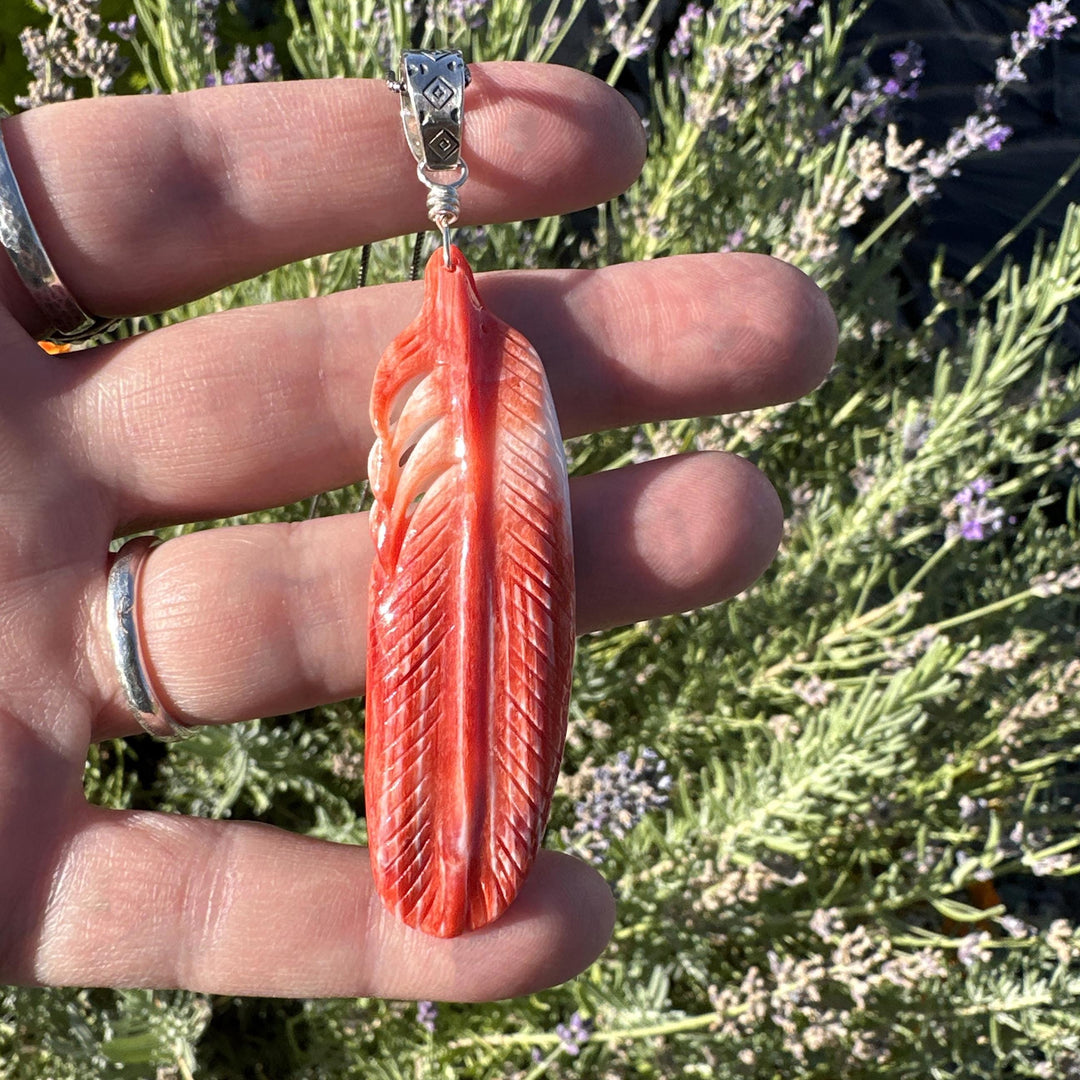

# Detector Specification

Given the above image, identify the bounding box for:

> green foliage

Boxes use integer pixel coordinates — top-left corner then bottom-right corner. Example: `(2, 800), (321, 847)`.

(3, 0), (1080, 1077)
(0, 2), (41, 108)
(1, 988), (209, 1080)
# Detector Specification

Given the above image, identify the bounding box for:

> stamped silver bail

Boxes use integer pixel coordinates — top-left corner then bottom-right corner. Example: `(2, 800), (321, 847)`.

(390, 50), (471, 267)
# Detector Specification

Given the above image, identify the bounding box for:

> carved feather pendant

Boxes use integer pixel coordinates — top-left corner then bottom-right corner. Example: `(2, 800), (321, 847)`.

(366, 246), (575, 937)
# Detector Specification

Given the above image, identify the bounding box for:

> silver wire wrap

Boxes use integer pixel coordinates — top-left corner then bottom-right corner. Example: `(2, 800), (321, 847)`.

(419, 161), (469, 266)
(425, 173), (460, 225)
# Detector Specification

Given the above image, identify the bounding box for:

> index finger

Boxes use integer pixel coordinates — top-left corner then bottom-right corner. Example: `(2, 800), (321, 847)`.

(0, 64), (645, 334)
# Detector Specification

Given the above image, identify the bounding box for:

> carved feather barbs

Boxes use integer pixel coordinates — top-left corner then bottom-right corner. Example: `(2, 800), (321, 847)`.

(366, 246), (575, 937)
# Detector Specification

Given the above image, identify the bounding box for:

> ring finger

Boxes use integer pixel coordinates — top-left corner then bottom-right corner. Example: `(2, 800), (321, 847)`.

(89, 449), (782, 740)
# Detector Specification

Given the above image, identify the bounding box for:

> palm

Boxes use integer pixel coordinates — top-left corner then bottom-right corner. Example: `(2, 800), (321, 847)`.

(0, 65), (835, 999)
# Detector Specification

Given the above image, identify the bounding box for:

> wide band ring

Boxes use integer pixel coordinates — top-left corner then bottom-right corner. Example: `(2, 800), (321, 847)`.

(0, 107), (120, 343)
(107, 536), (192, 741)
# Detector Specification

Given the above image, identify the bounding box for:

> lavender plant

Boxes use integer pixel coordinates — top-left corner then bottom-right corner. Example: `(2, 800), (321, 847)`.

(2, 0), (1080, 1077)
(16, 0), (129, 108)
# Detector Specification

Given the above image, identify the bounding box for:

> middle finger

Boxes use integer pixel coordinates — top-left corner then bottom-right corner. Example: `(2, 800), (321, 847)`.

(69, 253), (834, 529)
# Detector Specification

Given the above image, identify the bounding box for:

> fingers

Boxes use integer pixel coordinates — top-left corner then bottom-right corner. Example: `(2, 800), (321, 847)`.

(31, 806), (614, 999)
(89, 452), (780, 739)
(66, 253), (834, 529)
(572, 451), (782, 627)
(0, 66), (644, 334)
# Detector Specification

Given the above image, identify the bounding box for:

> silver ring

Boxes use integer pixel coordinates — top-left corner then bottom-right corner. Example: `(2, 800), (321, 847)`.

(107, 536), (192, 741)
(0, 107), (120, 343)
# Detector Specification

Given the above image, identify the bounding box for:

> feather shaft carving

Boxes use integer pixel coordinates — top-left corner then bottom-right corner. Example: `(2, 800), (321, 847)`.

(366, 246), (575, 937)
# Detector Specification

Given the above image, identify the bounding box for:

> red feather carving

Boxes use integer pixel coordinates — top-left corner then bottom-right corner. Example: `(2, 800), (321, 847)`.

(365, 246), (575, 937)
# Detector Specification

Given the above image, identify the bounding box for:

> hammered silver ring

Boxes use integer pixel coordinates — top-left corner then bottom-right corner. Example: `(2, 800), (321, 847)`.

(0, 106), (120, 344)
(107, 536), (192, 741)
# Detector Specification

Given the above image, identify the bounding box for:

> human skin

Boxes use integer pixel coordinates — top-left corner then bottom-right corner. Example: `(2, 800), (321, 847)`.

(0, 63), (837, 1001)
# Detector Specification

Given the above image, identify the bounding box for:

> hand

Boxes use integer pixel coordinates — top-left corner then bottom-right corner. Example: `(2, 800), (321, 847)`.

(0, 64), (836, 1000)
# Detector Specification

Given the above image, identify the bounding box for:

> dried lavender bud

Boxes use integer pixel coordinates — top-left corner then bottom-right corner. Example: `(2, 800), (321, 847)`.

(945, 478), (1009, 541)
(196, 0), (221, 50)
(554, 1012), (591, 1056)
(562, 748), (672, 864)
(416, 1000), (437, 1033)
(107, 13), (137, 41)
(248, 43), (281, 82)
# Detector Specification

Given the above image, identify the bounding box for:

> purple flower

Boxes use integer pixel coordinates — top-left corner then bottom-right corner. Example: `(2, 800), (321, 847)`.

(535, 14), (563, 53)
(248, 43), (281, 81)
(977, 83), (1005, 114)
(994, 56), (1025, 87)
(669, 2), (704, 60)
(721, 228), (745, 252)
(983, 2), (1076, 116)
(950, 115), (1011, 153)
(108, 14), (137, 41)
(207, 42), (281, 87)
(841, 42), (924, 126)
(910, 109), (1014, 198)
(196, 0), (221, 50)
(223, 44), (251, 84)
(563, 749), (671, 864)
(1027, 1), (1076, 42)
(16, 0), (129, 106)
(948, 0), (1075, 173)
(779, 58), (807, 89)
(417, 999), (437, 1033)
(888, 42), (924, 99)
(555, 1012), (591, 1056)
(599, 0), (657, 60)
(448, 0), (491, 29)
(816, 120), (841, 142)
(947, 479), (1007, 541)
(789, 0), (815, 15)
(982, 122), (1013, 151)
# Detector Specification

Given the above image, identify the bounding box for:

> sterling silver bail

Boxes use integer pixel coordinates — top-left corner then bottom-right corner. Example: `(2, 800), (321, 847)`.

(389, 50), (470, 267)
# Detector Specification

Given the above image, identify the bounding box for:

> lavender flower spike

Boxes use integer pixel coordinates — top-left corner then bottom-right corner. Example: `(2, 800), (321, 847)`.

(196, 0), (221, 50)
(669, 3), (704, 60)
(909, 0), (1074, 200)
(563, 748), (672, 864)
(16, 0), (129, 108)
